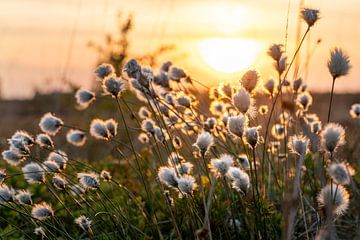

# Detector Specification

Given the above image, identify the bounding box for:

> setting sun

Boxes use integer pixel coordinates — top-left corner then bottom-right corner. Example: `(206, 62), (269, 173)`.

(198, 38), (263, 74)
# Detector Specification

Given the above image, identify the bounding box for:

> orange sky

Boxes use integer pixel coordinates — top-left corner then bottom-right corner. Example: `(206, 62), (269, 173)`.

(0, 0), (359, 99)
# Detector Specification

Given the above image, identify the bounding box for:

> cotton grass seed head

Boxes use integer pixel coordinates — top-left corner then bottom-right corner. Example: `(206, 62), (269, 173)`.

(317, 184), (349, 216)
(241, 70), (259, 93)
(193, 131), (214, 156)
(210, 154), (234, 176)
(288, 135), (309, 156)
(267, 44), (284, 61)
(15, 190), (32, 205)
(105, 118), (118, 137)
(124, 59), (142, 79)
(102, 75), (126, 98)
(75, 89), (95, 109)
(177, 175), (196, 196)
(2, 149), (26, 166)
(39, 112), (63, 136)
(11, 130), (34, 146)
(100, 170), (112, 181)
(34, 227), (46, 237)
(66, 129), (87, 147)
(36, 133), (54, 148)
(138, 106), (151, 119)
(8, 138), (30, 155)
(228, 114), (248, 138)
(90, 119), (110, 140)
(176, 162), (194, 175)
(227, 167), (250, 194)
(77, 173), (100, 190)
(52, 174), (67, 190)
(301, 8), (320, 27)
(32, 202), (54, 220)
(95, 63), (115, 80)
(75, 215), (92, 232)
(0, 169), (6, 184)
(263, 78), (277, 96)
(271, 124), (286, 140)
(327, 48), (351, 79)
(320, 123), (345, 153)
(47, 151), (68, 170)
(138, 132), (150, 144)
(158, 166), (178, 188)
(172, 136), (182, 149)
(141, 119), (156, 134)
(328, 162), (350, 185)
(43, 160), (61, 173)
(168, 66), (186, 81)
(245, 127), (261, 148)
(349, 103), (360, 118)
(232, 87), (255, 117)
(22, 162), (45, 184)
(0, 184), (15, 203)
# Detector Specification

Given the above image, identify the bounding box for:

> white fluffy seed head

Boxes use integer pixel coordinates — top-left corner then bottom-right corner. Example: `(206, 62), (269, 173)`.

(263, 78), (276, 96)
(317, 184), (349, 216)
(75, 215), (92, 232)
(75, 89), (96, 109)
(232, 87), (255, 116)
(238, 154), (250, 170)
(228, 114), (248, 138)
(8, 138), (30, 155)
(138, 106), (152, 119)
(15, 190), (32, 205)
(141, 119), (156, 134)
(275, 56), (287, 75)
(245, 127), (261, 148)
(36, 133), (54, 148)
(288, 135), (309, 156)
(100, 170), (112, 181)
(168, 66), (186, 81)
(2, 149), (26, 166)
(105, 118), (118, 137)
(39, 113), (63, 136)
(296, 92), (313, 111)
(52, 174), (67, 190)
(176, 162), (194, 175)
(90, 119), (110, 140)
(210, 154), (234, 176)
(95, 63), (115, 80)
(328, 162), (350, 185)
(227, 167), (250, 194)
(34, 227), (46, 236)
(177, 175), (196, 196)
(22, 162), (45, 184)
(327, 48), (351, 79)
(32, 202), (54, 220)
(158, 166), (178, 188)
(66, 129), (87, 147)
(350, 104), (360, 118)
(43, 160), (61, 173)
(271, 124), (286, 140)
(154, 127), (169, 143)
(77, 173), (100, 190)
(47, 151), (68, 170)
(267, 44), (284, 61)
(241, 70), (259, 93)
(0, 169), (6, 184)
(138, 132), (150, 144)
(11, 130), (34, 147)
(172, 136), (182, 149)
(102, 75), (126, 98)
(0, 184), (15, 203)
(320, 123), (345, 153)
(301, 8), (320, 27)
(193, 131), (214, 156)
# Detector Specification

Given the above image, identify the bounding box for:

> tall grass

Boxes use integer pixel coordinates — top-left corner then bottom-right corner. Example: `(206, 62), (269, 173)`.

(0, 7), (359, 240)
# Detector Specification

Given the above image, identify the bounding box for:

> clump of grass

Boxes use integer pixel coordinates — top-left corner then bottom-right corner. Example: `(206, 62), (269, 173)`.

(0, 6), (359, 240)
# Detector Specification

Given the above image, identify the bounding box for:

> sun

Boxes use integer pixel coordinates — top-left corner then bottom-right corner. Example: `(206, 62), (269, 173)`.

(198, 38), (262, 73)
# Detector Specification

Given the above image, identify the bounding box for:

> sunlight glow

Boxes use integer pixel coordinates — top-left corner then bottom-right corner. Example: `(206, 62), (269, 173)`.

(198, 38), (262, 73)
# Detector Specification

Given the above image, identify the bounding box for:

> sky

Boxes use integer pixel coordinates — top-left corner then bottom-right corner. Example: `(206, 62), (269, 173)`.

(0, 0), (359, 99)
